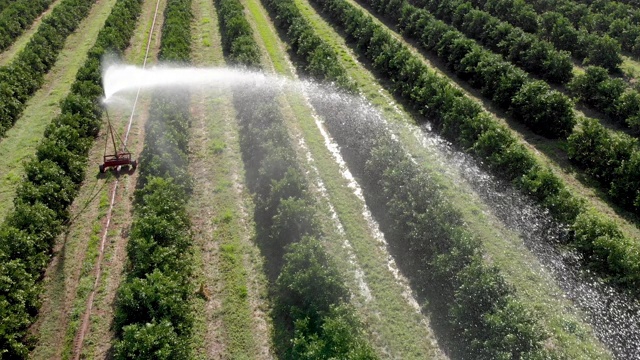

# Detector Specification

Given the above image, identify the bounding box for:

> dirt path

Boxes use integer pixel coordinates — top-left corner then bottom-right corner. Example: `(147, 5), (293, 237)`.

(28, 0), (167, 358)
(69, 0), (167, 357)
(188, 0), (273, 358)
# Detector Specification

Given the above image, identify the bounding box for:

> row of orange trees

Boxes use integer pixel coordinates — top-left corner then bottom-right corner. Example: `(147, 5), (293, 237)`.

(0, 0), (53, 52)
(218, 0), (377, 358)
(569, 66), (640, 131)
(234, 82), (375, 358)
(386, 1), (576, 138)
(396, 0), (576, 83)
(0, 0), (19, 12)
(524, 0), (640, 57)
(568, 117), (640, 215)
(390, 0), (640, 214)
(0, 0), (96, 137)
(111, 0), (195, 358)
(0, 0), (143, 357)
(334, 0), (640, 306)
(417, 0), (640, 132)
(414, 0), (623, 71)
(263, 0), (556, 357)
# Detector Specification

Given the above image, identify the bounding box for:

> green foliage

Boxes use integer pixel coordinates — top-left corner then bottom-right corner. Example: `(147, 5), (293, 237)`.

(0, 0), (96, 137)
(584, 34), (623, 70)
(112, 1), (194, 358)
(261, 0), (353, 89)
(115, 270), (192, 337)
(158, 0), (192, 63)
(311, 0), (640, 298)
(450, 257), (547, 359)
(370, 0), (576, 139)
(276, 237), (349, 325)
(356, 137), (549, 358)
(0, 0), (53, 52)
(610, 150), (640, 212)
(510, 81), (575, 138)
(275, 237), (375, 360)
(270, 197), (319, 250)
(113, 320), (188, 360)
(299, 0), (640, 354)
(567, 117), (640, 214)
(218, 6), (376, 355)
(0, 253), (38, 359)
(0, 0), (144, 356)
(406, 0), (574, 83)
(526, 0), (640, 59)
(573, 210), (640, 288)
(233, 82), (375, 356)
(289, 305), (377, 360)
(569, 66), (640, 132)
(445, 0), (627, 71)
(216, 0), (261, 66)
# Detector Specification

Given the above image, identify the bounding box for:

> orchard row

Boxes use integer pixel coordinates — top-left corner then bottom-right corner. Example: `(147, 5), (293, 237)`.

(0, 0), (143, 357)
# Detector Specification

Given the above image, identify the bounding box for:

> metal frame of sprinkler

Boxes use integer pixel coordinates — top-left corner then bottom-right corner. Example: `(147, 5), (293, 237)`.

(99, 106), (137, 173)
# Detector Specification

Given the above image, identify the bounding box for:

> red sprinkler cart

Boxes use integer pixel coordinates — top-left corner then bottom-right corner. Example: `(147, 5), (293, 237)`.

(99, 109), (137, 173)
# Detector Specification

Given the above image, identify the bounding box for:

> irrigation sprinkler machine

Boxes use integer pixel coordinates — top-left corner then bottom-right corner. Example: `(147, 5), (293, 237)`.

(99, 107), (137, 173)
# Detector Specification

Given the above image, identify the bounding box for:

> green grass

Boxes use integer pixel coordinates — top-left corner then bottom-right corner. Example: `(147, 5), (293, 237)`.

(621, 55), (640, 81)
(71, 3), (168, 348)
(128, 0), (167, 64)
(215, 210), (256, 359)
(30, 170), (109, 360)
(211, 138), (226, 154)
(244, 0), (288, 74)
(0, 0), (119, 221)
(188, 89), (266, 358)
(59, 220), (104, 360)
